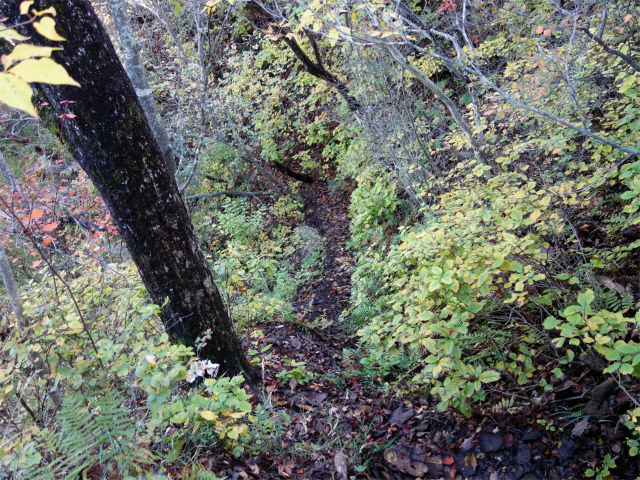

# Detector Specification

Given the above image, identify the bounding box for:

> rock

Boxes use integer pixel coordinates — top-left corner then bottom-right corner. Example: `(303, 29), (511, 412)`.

(306, 392), (327, 406)
(389, 407), (415, 425)
(516, 443), (531, 465)
(521, 427), (542, 442)
(520, 474), (540, 480)
(290, 337), (302, 349)
(423, 456), (443, 478)
(479, 432), (503, 452)
(334, 452), (348, 480)
(552, 440), (576, 460)
(384, 447), (428, 477)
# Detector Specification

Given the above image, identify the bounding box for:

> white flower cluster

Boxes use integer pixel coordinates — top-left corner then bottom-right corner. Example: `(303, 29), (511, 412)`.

(186, 360), (220, 383)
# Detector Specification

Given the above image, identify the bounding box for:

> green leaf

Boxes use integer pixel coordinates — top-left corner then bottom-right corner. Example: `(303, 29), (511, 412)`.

(614, 341), (640, 355)
(605, 350), (622, 361)
(466, 302), (483, 313)
(619, 363), (634, 375)
(577, 290), (594, 308)
(543, 317), (561, 330)
(478, 370), (500, 383)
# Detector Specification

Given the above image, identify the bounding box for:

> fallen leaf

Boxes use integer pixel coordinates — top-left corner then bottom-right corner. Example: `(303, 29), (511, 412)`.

(443, 456), (454, 465)
(571, 417), (589, 437)
(460, 435), (474, 451)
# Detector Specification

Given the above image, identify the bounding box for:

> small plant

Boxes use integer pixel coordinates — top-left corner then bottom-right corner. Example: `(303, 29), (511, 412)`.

(585, 454), (616, 480)
(490, 396), (517, 414)
(276, 361), (316, 386)
(536, 418), (563, 433)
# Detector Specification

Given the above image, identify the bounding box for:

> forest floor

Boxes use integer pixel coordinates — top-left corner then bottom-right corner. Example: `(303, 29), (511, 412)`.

(213, 180), (639, 480)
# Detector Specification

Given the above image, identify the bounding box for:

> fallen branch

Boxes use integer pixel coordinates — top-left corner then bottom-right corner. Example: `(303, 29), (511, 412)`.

(185, 190), (271, 200)
(271, 162), (315, 184)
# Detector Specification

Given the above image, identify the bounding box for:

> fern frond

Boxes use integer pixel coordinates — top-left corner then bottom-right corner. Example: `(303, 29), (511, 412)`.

(488, 396), (518, 414)
(37, 389), (151, 479)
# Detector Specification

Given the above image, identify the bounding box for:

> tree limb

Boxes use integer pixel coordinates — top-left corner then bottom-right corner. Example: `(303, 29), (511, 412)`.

(185, 190), (271, 200)
(580, 27), (640, 74)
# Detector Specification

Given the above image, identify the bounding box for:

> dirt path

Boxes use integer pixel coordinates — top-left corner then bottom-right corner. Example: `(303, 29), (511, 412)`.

(228, 181), (640, 480)
(293, 180), (352, 326)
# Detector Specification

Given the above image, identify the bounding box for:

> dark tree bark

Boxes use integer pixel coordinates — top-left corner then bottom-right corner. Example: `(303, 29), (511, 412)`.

(0, 0), (254, 379)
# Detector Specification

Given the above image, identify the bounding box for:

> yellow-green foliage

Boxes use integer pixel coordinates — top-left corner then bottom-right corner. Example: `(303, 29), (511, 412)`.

(343, 0), (640, 450)
(0, 257), (252, 477)
(355, 166), (563, 413)
(216, 37), (335, 172)
(196, 197), (324, 327)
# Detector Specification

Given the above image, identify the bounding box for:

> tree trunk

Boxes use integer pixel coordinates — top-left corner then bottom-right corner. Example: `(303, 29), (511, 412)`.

(0, 0), (254, 379)
(106, 0), (177, 174)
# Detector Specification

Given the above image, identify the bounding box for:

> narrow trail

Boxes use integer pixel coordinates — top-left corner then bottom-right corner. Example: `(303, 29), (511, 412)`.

(294, 180), (353, 327)
(229, 181), (637, 480)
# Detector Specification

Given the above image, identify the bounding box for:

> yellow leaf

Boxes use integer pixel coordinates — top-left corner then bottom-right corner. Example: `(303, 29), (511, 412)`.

(2, 44), (61, 69)
(0, 72), (35, 116)
(10, 58), (80, 86)
(33, 6), (56, 17)
(20, 1), (34, 15)
(529, 210), (541, 222)
(200, 410), (217, 421)
(145, 355), (157, 365)
(33, 17), (66, 41)
(0, 28), (31, 41)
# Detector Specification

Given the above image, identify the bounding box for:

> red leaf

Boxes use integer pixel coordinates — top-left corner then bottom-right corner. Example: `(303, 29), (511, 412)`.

(29, 208), (44, 221)
(41, 221), (59, 232)
(443, 456), (454, 465)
